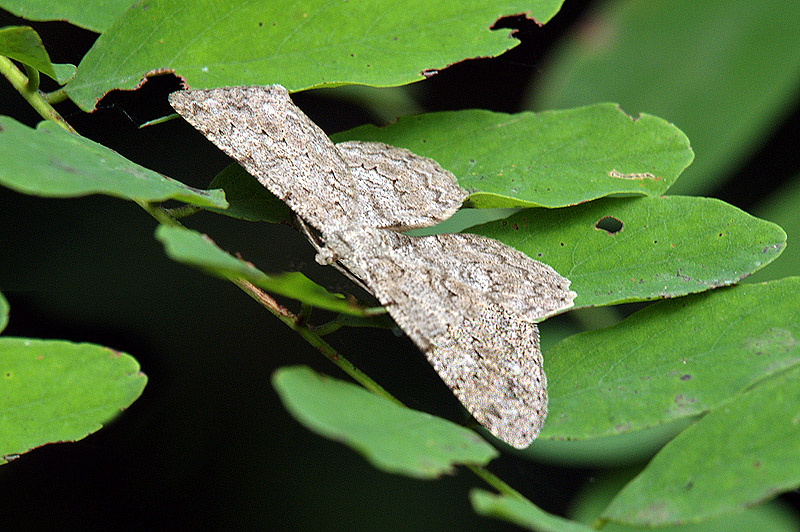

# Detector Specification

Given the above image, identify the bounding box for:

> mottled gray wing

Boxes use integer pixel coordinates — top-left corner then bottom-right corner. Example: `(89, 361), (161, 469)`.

(169, 85), (356, 234)
(341, 229), (576, 448)
(336, 141), (468, 230)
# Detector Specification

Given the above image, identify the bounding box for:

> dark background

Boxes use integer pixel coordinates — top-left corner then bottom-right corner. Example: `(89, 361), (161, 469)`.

(1, 2), (799, 530)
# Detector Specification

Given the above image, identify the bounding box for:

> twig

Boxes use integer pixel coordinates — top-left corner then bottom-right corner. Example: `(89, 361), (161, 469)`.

(0, 55), (76, 133)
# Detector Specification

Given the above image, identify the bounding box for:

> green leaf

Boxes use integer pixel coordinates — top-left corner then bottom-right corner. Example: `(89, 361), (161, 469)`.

(204, 164), (291, 222)
(154, 225), (368, 316)
(0, 292), (8, 333)
(542, 278), (800, 440)
(0, 337), (146, 465)
(0, 116), (227, 208)
(528, 0), (800, 195)
(601, 363), (800, 527)
(468, 196), (786, 308)
(470, 490), (596, 532)
(65, 0), (564, 111)
(569, 468), (800, 532)
(272, 366), (498, 478)
(748, 173), (800, 283)
(0, 26), (76, 84)
(0, 0), (138, 33)
(334, 104), (693, 208)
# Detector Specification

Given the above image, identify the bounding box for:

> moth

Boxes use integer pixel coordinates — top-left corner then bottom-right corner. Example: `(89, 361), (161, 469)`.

(169, 85), (576, 448)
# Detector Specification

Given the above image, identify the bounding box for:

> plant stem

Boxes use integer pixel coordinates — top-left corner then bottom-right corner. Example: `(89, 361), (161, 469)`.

(234, 279), (402, 406)
(138, 201), (182, 226)
(43, 87), (69, 104)
(0, 55), (76, 133)
(467, 465), (527, 500)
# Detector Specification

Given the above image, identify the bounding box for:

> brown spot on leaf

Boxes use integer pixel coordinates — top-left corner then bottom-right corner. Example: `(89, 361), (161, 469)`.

(608, 169), (658, 180)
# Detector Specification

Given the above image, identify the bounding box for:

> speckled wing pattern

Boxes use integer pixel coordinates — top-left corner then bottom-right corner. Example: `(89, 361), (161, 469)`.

(169, 85), (356, 233)
(169, 85), (576, 448)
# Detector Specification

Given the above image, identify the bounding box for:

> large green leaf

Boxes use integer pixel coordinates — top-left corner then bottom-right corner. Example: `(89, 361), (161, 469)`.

(154, 225), (369, 316)
(0, 0), (137, 33)
(528, 0), (800, 195)
(0, 116), (227, 208)
(601, 363), (800, 526)
(272, 366), (498, 478)
(569, 469), (800, 532)
(541, 278), (800, 440)
(65, 0), (564, 111)
(469, 196), (785, 308)
(334, 104), (693, 208)
(0, 26), (76, 84)
(0, 337), (146, 464)
(470, 490), (596, 532)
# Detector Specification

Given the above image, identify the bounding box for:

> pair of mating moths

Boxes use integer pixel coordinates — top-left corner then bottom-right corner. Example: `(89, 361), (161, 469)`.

(169, 85), (575, 448)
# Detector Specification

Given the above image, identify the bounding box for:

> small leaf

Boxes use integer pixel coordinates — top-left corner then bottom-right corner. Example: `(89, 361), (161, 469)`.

(154, 225), (368, 316)
(0, 337), (146, 465)
(469, 196), (786, 308)
(0, 117), (227, 208)
(542, 278), (800, 440)
(65, 0), (563, 111)
(0, 292), (8, 333)
(205, 164), (291, 222)
(0, 25), (76, 84)
(601, 364), (800, 526)
(529, 0), (800, 195)
(335, 104), (693, 208)
(273, 366), (498, 478)
(748, 172), (800, 283)
(470, 490), (596, 532)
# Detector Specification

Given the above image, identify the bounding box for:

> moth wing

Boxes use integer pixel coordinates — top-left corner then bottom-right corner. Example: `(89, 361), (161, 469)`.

(169, 85), (357, 233)
(337, 141), (468, 230)
(342, 230), (574, 448)
(424, 232), (576, 322)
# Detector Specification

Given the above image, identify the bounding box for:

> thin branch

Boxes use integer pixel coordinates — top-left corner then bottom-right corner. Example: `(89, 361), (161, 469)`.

(467, 465), (527, 500)
(234, 279), (402, 406)
(0, 55), (76, 133)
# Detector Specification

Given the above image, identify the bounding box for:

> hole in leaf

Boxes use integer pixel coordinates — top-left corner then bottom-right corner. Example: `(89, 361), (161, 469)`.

(595, 216), (623, 234)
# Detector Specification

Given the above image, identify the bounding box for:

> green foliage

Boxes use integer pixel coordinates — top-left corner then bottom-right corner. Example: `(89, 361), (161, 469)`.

(64, 0), (564, 111)
(470, 196), (785, 308)
(543, 278), (800, 439)
(1, 0), (798, 530)
(528, 0), (800, 197)
(154, 225), (370, 316)
(0, 116), (227, 207)
(471, 490), (597, 532)
(0, 336), (146, 464)
(334, 104), (693, 208)
(273, 366), (498, 478)
(0, 25), (75, 83)
(569, 470), (800, 532)
(0, 292), (8, 332)
(603, 363), (800, 526)
(205, 164), (291, 222)
(0, 0), (136, 33)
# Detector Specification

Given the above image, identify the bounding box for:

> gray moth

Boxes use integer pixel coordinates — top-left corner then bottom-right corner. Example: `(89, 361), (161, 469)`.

(169, 85), (576, 448)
